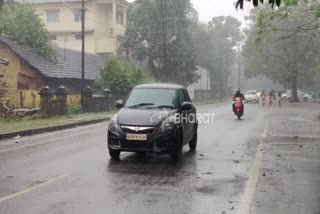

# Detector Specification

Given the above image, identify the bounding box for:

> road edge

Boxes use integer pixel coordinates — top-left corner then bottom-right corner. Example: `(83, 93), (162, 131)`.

(237, 123), (269, 214)
(0, 117), (110, 141)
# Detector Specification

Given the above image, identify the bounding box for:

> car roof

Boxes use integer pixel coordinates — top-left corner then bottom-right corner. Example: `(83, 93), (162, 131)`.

(134, 83), (185, 90)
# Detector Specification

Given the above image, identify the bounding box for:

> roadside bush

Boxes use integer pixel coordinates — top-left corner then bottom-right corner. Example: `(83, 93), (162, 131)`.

(67, 104), (82, 115)
(95, 58), (146, 98)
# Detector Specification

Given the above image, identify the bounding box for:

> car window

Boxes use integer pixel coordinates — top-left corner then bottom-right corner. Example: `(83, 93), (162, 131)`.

(124, 88), (177, 108)
(183, 89), (191, 102)
(178, 89), (186, 107)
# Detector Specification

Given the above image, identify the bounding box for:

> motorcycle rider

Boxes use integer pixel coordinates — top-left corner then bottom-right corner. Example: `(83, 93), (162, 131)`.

(261, 90), (267, 106)
(232, 89), (245, 114)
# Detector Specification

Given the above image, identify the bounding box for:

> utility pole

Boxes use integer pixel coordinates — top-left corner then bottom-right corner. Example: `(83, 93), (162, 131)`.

(238, 45), (241, 89)
(219, 40), (223, 102)
(160, 0), (167, 72)
(80, 0), (86, 106)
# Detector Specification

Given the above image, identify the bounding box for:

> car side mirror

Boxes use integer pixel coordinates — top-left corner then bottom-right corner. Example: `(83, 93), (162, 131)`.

(181, 102), (193, 111)
(115, 100), (123, 109)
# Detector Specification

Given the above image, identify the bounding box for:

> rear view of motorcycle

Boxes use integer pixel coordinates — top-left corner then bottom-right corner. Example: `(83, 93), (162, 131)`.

(233, 97), (244, 119)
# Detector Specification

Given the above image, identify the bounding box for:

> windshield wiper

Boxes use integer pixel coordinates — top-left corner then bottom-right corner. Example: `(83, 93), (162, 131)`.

(153, 105), (175, 109)
(128, 103), (155, 108)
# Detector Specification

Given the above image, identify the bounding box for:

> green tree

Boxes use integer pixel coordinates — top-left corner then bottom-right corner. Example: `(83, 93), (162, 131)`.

(95, 58), (146, 98)
(236, 0), (281, 9)
(243, 8), (320, 101)
(123, 0), (197, 86)
(0, 0), (55, 60)
(190, 16), (243, 96)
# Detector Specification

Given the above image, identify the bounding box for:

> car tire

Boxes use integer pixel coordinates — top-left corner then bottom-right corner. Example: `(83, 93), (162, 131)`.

(304, 97), (308, 102)
(109, 148), (120, 160)
(189, 129), (197, 151)
(171, 130), (183, 162)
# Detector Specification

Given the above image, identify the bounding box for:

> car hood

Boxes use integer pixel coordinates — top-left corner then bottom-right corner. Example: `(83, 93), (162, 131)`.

(117, 108), (177, 127)
(245, 95), (257, 98)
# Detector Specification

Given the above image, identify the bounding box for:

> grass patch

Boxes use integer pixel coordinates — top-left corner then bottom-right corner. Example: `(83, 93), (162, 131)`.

(68, 104), (83, 115)
(0, 112), (114, 135)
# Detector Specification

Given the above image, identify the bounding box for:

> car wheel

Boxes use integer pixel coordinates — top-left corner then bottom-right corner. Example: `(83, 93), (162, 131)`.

(304, 97), (308, 102)
(171, 130), (183, 162)
(109, 148), (120, 160)
(189, 129), (197, 151)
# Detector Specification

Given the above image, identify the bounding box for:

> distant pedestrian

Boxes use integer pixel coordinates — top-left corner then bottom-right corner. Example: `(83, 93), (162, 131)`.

(261, 91), (266, 107)
(278, 92), (282, 107)
(269, 90), (274, 107)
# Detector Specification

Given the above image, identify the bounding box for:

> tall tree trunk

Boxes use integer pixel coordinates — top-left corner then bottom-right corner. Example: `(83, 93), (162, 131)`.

(291, 70), (299, 102)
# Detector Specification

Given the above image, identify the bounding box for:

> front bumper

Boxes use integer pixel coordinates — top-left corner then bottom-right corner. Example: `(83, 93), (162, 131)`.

(245, 98), (259, 103)
(107, 127), (178, 153)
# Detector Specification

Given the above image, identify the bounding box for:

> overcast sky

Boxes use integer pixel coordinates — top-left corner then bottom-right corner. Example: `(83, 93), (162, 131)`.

(127, 0), (252, 23)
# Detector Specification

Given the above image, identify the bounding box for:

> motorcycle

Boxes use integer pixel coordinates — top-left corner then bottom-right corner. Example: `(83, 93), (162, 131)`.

(233, 97), (244, 120)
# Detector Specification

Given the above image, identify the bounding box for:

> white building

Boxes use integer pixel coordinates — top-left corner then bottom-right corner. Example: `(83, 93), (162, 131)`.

(187, 66), (211, 101)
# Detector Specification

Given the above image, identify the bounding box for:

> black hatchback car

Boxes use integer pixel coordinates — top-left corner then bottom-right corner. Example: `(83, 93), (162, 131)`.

(107, 83), (198, 161)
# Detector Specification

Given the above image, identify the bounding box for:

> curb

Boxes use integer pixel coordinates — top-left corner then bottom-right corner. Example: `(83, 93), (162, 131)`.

(0, 117), (110, 140)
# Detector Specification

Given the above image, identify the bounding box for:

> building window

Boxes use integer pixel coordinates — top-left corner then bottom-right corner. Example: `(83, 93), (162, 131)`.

(75, 33), (82, 40)
(46, 10), (59, 23)
(116, 6), (124, 25)
(49, 34), (57, 41)
(74, 10), (81, 22)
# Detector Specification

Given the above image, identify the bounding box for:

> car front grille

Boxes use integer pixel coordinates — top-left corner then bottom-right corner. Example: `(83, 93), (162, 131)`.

(120, 140), (150, 149)
(120, 126), (155, 134)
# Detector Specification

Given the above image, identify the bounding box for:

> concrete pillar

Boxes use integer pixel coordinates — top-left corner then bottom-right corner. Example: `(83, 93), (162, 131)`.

(112, 0), (117, 55)
(55, 86), (68, 115)
(39, 86), (53, 114)
(83, 86), (93, 112)
(123, 7), (127, 26)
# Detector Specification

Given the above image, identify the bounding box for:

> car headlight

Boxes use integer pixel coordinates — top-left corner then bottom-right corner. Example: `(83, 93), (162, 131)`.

(160, 115), (176, 133)
(109, 114), (118, 131)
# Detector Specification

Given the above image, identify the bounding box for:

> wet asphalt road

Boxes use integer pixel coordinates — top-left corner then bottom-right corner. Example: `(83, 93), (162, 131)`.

(0, 103), (268, 214)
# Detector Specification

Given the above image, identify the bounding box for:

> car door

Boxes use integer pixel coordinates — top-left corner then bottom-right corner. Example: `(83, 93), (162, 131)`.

(178, 89), (190, 145)
(184, 89), (197, 142)
(182, 89), (196, 143)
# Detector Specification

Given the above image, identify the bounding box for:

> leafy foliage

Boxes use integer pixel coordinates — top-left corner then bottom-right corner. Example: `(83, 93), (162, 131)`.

(243, 7), (320, 101)
(0, 0), (56, 61)
(236, 0), (282, 9)
(123, 0), (197, 86)
(67, 104), (83, 115)
(190, 16), (243, 94)
(95, 58), (146, 98)
(256, 1), (320, 42)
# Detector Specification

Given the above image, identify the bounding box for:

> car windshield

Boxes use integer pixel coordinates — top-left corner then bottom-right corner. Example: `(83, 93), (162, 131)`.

(124, 88), (177, 109)
(245, 91), (256, 95)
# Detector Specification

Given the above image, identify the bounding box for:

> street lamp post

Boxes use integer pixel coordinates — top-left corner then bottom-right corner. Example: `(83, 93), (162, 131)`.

(80, 0), (86, 106)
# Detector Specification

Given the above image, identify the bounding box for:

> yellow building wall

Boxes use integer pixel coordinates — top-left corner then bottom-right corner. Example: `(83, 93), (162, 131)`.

(67, 95), (81, 105)
(16, 90), (81, 108)
(0, 43), (20, 107)
(1, 42), (81, 110)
